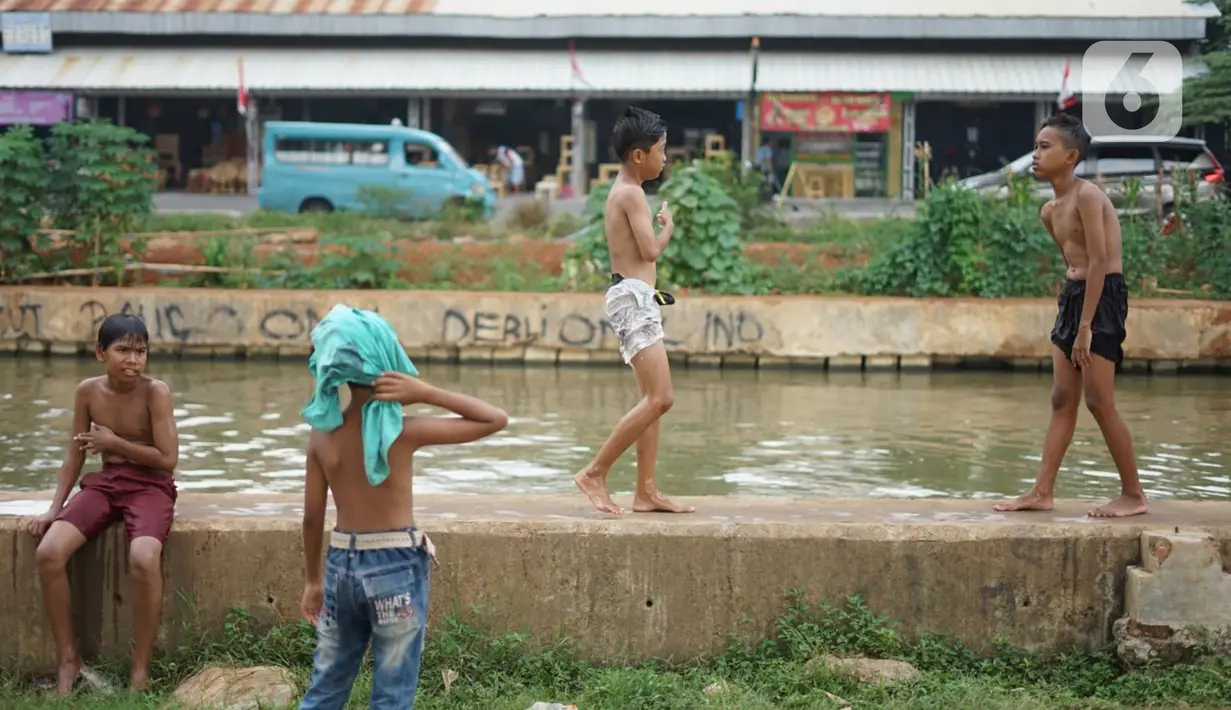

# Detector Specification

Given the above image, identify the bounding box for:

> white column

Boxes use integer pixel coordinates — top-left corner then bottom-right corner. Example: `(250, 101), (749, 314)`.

(901, 99), (917, 200)
(406, 97), (421, 128)
(740, 100), (754, 165)
(421, 98), (432, 132)
(1034, 100), (1050, 130)
(245, 100), (260, 196)
(117, 96), (127, 126)
(571, 98), (586, 197)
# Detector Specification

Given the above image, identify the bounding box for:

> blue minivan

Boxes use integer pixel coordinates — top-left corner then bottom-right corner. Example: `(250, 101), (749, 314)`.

(257, 121), (495, 218)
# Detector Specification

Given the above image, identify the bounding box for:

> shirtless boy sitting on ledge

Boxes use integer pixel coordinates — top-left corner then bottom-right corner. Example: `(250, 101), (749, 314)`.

(28, 313), (180, 695)
(995, 113), (1148, 518)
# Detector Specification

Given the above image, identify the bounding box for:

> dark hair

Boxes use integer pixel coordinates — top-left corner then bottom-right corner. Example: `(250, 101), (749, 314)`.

(97, 313), (149, 350)
(1041, 113), (1091, 163)
(611, 106), (667, 162)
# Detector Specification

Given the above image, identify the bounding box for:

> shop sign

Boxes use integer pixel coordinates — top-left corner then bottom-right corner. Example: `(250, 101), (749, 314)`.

(760, 93), (891, 133)
(0, 91), (73, 125)
(2, 12), (53, 53)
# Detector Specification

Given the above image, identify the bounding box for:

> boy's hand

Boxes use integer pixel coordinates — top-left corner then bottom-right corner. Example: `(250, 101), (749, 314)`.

(656, 201), (673, 231)
(1072, 326), (1093, 370)
(372, 372), (434, 405)
(301, 581), (324, 625)
(27, 510), (57, 539)
(75, 423), (118, 454)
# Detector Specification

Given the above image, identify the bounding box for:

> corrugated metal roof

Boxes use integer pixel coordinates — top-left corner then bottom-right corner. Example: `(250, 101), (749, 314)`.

(0, 47), (753, 95)
(0, 0), (1216, 18)
(0, 47), (1209, 96)
(757, 53), (1207, 97)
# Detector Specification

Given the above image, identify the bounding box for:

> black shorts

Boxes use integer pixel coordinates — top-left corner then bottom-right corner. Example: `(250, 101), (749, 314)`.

(1050, 273), (1128, 365)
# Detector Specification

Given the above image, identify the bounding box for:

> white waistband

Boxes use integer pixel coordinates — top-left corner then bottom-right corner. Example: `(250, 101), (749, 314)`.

(331, 529), (428, 551)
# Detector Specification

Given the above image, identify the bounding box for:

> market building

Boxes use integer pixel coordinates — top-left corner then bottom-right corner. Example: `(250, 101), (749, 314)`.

(0, 0), (1218, 199)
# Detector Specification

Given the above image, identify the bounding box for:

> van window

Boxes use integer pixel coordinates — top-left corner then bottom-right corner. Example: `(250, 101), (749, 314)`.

(405, 142), (441, 167)
(1093, 145), (1156, 177)
(273, 137), (391, 167)
(1158, 144), (1216, 172)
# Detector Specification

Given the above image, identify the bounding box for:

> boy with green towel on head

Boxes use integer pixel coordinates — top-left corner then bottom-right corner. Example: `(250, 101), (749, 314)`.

(297, 305), (508, 710)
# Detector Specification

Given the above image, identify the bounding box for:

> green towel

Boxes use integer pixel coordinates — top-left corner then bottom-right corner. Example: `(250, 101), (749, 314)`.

(301, 304), (418, 486)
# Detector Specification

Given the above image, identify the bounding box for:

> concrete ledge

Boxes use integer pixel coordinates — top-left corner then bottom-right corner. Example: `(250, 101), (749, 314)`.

(3, 287), (1231, 366)
(3, 494), (1230, 673)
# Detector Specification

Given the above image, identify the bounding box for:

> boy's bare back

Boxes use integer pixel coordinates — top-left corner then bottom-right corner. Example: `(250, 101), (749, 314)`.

(77, 374), (175, 470)
(308, 412), (417, 533)
(1041, 180), (1124, 280)
(605, 177), (662, 286)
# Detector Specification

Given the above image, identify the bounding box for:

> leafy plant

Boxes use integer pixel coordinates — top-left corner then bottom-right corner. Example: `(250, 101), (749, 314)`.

(653, 163), (752, 291)
(0, 125), (50, 281)
(44, 119), (157, 283)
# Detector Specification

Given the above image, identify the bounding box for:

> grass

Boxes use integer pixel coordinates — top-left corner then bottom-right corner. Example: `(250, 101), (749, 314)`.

(3, 595), (1229, 709)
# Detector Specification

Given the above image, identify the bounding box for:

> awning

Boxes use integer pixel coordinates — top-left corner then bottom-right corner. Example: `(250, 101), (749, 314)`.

(0, 47), (1208, 99)
(0, 48), (753, 97)
(756, 53), (1209, 99)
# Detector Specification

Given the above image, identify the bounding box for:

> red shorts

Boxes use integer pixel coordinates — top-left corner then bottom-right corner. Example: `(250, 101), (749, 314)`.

(55, 463), (178, 542)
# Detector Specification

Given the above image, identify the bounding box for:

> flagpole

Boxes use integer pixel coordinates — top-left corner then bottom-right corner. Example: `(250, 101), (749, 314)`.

(745, 36), (760, 167)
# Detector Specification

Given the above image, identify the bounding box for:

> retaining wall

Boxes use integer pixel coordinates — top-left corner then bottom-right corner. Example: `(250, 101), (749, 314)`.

(2, 287), (1231, 370)
(3, 495), (1230, 673)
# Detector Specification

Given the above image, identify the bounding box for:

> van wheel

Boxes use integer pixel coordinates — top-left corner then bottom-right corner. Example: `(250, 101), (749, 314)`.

(299, 198), (333, 214)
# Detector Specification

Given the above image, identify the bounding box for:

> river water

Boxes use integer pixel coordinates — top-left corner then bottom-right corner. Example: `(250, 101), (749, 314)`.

(0, 358), (1228, 501)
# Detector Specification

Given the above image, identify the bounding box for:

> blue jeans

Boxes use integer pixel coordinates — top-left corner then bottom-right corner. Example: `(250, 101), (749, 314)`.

(299, 530), (432, 710)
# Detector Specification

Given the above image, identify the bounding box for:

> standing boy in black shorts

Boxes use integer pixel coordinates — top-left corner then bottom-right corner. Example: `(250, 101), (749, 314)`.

(995, 113), (1148, 518)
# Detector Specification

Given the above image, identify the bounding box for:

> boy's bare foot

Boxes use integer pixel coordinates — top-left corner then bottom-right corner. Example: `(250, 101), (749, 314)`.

(56, 657), (82, 697)
(993, 491), (1054, 512)
(574, 471), (623, 515)
(633, 492), (695, 514)
(1088, 494), (1148, 518)
(129, 668), (150, 692)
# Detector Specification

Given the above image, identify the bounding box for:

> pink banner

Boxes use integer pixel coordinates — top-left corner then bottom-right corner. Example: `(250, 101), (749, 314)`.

(0, 91), (73, 126)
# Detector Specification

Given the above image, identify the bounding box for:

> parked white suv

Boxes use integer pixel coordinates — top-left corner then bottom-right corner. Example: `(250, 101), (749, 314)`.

(958, 137), (1224, 218)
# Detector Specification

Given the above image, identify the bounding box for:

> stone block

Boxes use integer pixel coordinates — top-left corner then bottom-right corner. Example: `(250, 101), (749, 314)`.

(828, 356), (863, 371)
(523, 347), (559, 365)
(1150, 360), (1179, 374)
(898, 355), (932, 371)
(787, 357), (827, 370)
(721, 355), (758, 369)
(491, 346), (527, 363)
(1120, 359), (1150, 374)
(864, 355), (898, 371)
(555, 350), (590, 366)
(755, 356), (792, 369)
(426, 347), (458, 363)
(1011, 358), (1044, 372)
(687, 355), (722, 368)
(458, 347), (495, 364)
(1124, 530), (1231, 628)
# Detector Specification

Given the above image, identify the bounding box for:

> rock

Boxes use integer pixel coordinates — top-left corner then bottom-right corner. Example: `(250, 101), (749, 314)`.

(812, 655), (920, 684)
(525, 704), (577, 710)
(165, 666), (297, 710)
(702, 680), (729, 696)
(1113, 617), (1231, 669)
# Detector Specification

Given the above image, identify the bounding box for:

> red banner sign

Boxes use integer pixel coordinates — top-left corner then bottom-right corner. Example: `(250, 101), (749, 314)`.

(760, 93), (892, 133)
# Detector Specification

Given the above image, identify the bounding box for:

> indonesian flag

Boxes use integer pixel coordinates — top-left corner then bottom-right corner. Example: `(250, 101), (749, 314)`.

(568, 40), (594, 89)
(237, 57), (249, 115)
(1057, 58), (1078, 111)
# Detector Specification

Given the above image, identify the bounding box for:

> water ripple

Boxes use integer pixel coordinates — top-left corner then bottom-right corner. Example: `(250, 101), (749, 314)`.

(0, 359), (1228, 501)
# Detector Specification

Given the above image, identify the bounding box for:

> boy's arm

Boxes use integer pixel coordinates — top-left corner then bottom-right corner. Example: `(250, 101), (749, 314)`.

(620, 189), (672, 261)
(46, 382), (93, 514)
(1075, 185), (1109, 328)
(302, 439), (327, 587)
(88, 381), (178, 472)
(403, 387), (509, 447)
